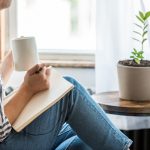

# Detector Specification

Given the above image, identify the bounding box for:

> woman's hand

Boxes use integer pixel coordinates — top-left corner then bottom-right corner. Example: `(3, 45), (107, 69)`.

(4, 63), (51, 124)
(21, 63), (51, 98)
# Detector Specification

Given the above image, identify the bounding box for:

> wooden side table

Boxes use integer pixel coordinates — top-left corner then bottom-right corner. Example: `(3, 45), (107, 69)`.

(92, 91), (150, 150)
(92, 91), (150, 116)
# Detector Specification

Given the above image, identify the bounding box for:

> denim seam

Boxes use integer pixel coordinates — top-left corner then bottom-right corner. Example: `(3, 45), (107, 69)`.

(123, 140), (133, 150)
(74, 85), (130, 149)
(66, 136), (76, 150)
(57, 128), (73, 136)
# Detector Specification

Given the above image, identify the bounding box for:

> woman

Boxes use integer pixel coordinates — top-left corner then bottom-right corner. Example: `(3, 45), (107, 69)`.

(0, 0), (132, 149)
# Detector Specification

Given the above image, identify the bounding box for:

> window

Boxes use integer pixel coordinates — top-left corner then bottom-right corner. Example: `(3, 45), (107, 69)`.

(9, 0), (96, 55)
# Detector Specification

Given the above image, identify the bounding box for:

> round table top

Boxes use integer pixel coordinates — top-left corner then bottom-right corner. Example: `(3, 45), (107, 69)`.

(92, 91), (150, 116)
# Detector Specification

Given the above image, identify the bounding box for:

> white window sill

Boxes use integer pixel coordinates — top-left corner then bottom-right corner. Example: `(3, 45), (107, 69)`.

(41, 59), (95, 68)
(39, 50), (95, 68)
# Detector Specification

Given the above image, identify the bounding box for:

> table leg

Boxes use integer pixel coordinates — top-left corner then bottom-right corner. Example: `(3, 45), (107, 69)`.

(121, 129), (150, 150)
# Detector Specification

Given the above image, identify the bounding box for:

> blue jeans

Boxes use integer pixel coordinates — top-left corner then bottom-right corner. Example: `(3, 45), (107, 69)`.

(0, 77), (132, 150)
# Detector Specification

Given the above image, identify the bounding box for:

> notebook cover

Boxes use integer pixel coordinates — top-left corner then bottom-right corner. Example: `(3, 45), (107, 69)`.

(4, 68), (74, 132)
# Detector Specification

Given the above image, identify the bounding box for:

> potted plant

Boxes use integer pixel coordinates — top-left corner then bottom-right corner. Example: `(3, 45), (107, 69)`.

(117, 11), (150, 101)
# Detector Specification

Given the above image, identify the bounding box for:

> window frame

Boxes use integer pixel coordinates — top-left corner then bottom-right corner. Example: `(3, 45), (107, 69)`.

(7, 0), (95, 67)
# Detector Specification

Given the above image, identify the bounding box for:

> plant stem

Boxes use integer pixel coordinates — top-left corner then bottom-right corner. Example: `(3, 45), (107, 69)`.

(141, 22), (145, 52)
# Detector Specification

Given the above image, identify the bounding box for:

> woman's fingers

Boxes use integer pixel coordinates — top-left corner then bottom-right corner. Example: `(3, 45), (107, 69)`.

(39, 66), (47, 76)
(38, 65), (52, 77)
(46, 66), (51, 76)
(27, 63), (46, 75)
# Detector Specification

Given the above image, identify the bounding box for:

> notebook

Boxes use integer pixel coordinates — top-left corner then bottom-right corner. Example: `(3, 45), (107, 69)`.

(3, 68), (74, 132)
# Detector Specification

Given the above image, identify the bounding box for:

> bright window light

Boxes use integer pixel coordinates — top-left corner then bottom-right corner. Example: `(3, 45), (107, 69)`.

(17, 0), (96, 52)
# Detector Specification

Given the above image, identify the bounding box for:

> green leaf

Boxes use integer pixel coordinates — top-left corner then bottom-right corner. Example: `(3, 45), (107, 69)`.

(138, 55), (144, 59)
(142, 38), (147, 44)
(133, 48), (138, 53)
(139, 11), (145, 20)
(135, 58), (140, 64)
(144, 11), (150, 20)
(130, 56), (135, 58)
(137, 52), (143, 58)
(133, 31), (141, 36)
(131, 52), (136, 55)
(134, 23), (143, 29)
(142, 31), (148, 37)
(139, 51), (144, 54)
(136, 15), (144, 23)
(132, 37), (140, 42)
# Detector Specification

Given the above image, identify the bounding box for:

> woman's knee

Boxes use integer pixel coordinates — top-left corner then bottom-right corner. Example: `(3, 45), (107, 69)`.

(64, 76), (79, 87)
(63, 76), (86, 94)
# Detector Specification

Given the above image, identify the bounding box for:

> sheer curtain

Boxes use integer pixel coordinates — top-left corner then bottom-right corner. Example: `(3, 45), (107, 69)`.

(95, 0), (150, 132)
(96, 0), (149, 93)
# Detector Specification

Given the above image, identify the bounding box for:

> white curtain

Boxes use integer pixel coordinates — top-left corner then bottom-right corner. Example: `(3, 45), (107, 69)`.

(96, 0), (149, 93)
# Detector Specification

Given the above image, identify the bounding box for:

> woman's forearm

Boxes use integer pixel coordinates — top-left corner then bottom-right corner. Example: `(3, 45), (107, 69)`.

(4, 63), (50, 125)
(4, 85), (33, 124)
(0, 51), (14, 85)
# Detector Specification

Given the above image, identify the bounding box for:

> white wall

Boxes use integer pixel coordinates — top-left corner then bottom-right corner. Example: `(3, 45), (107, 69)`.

(56, 67), (95, 91)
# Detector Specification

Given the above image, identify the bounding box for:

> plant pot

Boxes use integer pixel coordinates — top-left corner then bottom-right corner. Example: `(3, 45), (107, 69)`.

(117, 63), (150, 101)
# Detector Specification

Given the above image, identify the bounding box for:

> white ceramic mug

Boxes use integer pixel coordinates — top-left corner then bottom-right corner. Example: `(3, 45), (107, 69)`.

(12, 36), (39, 71)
